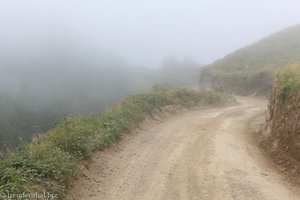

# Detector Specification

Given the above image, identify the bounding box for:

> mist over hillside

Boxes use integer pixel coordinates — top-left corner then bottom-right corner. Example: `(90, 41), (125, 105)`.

(200, 24), (300, 95)
(159, 57), (202, 87)
(0, 0), (299, 151)
(0, 42), (201, 149)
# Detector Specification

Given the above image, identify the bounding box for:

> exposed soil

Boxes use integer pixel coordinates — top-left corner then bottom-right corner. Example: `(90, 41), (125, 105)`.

(251, 87), (300, 186)
(66, 97), (300, 200)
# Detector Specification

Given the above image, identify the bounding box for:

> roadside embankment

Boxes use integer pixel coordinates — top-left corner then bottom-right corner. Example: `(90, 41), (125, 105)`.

(252, 64), (300, 184)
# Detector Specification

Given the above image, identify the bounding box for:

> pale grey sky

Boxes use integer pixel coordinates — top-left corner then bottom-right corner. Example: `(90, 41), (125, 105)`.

(1, 0), (300, 68)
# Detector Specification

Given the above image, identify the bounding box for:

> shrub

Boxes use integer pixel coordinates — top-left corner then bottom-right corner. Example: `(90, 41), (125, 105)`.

(277, 63), (300, 98)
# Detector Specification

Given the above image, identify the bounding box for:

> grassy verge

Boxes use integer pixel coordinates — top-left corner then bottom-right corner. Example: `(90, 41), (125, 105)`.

(0, 88), (229, 198)
(277, 63), (300, 98)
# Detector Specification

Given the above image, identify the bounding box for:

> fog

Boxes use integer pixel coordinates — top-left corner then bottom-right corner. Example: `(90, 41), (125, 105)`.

(0, 0), (300, 147)
(1, 0), (300, 67)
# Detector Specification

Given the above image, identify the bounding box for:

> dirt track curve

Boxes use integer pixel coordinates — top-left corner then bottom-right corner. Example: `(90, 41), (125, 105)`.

(66, 97), (300, 200)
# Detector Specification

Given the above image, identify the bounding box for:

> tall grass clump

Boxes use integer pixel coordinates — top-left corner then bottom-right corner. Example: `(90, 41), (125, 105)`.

(277, 63), (300, 98)
(0, 88), (229, 198)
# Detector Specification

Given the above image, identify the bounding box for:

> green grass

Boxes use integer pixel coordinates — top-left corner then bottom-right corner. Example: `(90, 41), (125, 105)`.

(200, 24), (300, 95)
(0, 88), (228, 198)
(277, 63), (300, 98)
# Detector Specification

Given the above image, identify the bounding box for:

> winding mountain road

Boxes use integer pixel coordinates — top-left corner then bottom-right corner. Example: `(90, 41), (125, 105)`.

(66, 97), (300, 200)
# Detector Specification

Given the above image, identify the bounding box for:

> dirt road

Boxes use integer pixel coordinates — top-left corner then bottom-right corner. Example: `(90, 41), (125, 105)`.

(66, 97), (300, 200)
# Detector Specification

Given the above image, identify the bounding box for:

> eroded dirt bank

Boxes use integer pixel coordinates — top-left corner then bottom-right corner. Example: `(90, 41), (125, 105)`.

(258, 86), (300, 185)
(66, 97), (300, 200)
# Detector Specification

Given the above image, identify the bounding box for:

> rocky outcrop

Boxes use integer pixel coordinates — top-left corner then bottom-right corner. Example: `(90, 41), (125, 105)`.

(199, 68), (272, 95)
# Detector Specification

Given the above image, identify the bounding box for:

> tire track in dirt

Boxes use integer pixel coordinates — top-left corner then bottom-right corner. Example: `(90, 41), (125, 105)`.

(66, 97), (300, 200)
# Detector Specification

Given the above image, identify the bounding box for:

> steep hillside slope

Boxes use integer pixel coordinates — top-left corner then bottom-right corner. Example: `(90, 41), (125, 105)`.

(200, 24), (300, 95)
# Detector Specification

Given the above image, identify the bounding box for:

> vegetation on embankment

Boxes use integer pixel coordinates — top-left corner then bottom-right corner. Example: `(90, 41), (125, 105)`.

(199, 24), (300, 95)
(262, 63), (300, 183)
(0, 88), (229, 198)
(277, 63), (300, 98)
